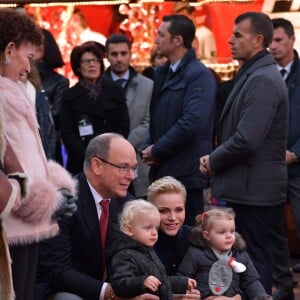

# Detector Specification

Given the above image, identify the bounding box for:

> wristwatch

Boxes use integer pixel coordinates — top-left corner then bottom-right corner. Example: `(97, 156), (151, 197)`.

(291, 152), (300, 163)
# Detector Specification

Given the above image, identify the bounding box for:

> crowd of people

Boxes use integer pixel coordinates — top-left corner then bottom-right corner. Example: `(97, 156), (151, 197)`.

(0, 6), (299, 300)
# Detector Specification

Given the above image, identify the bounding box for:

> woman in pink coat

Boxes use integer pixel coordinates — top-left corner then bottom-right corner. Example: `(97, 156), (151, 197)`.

(0, 9), (77, 299)
(0, 99), (28, 300)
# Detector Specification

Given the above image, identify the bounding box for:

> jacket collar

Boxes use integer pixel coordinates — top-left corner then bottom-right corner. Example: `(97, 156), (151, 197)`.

(234, 49), (271, 82)
(285, 49), (300, 84)
(105, 65), (137, 83)
(157, 48), (197, 92)
(219, 51), (275, 122)
(158, 48), (197, 76)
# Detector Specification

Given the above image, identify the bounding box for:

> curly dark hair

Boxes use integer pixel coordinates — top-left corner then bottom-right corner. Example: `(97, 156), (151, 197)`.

(0, 9), (43, 52)
(70, 41), (105, 78)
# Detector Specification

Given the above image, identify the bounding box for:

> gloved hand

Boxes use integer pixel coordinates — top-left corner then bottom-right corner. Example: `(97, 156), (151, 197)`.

(53, 188), (77, 220)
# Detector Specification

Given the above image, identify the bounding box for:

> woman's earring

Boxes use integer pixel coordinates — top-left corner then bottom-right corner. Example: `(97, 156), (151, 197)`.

(3, 57), (11, 65)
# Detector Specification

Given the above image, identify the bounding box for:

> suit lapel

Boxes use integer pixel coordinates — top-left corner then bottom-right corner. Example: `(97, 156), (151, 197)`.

(78, 174), (133, 253)
(125, 78), (137, 107)
(79, 174), (102, 254)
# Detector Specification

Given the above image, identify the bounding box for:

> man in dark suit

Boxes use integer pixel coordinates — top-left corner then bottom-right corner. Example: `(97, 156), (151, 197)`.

(269, 17), (299, 300)
(38, 133), (158, 300)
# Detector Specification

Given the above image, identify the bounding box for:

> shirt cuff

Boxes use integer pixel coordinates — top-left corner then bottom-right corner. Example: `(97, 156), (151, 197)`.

(100, 282), (108, 300)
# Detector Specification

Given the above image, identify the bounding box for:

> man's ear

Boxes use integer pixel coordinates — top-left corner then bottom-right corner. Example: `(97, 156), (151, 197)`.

(254, 34), (264, 49)
(91, 157), (103, 176)
(174, 36), (183, 46)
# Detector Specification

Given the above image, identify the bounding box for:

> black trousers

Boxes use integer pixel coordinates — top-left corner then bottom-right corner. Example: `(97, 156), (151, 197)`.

(269, 203), (294, 291)
(227, 203), (273, 294)
(184, 188), (204, 226)
(10, 242), (39, 300)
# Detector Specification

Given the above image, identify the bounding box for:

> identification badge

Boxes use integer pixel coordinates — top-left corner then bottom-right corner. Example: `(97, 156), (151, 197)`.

(79, 124), (94, 137)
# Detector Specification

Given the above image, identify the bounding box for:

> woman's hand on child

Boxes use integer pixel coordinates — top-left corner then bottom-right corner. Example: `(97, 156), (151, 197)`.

(143, 275), (161, 291)
(115, 294), (160, 300)
(206, 295), (241, 300)
(173, 289), (201, 299)
(132, 294), (159, 300)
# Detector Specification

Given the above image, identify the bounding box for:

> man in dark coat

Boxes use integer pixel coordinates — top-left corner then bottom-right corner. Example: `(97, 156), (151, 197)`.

(38, 133), (158, 300)
(142, 14), (216, 225)
(200, 12), (289, 294)
(268, 17), (300, 300)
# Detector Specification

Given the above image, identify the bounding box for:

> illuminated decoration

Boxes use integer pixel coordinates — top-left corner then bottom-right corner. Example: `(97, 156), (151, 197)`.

(0, 4), (17, 7)
(206, 61), (239, 80)
(27, 1), (128, 7)
(20, 0), (257, 81)
(2, 0), (254, 7)
(118, 3), (161, 67)
(189, 0), (253, 6)
(26, 1), (161, 76)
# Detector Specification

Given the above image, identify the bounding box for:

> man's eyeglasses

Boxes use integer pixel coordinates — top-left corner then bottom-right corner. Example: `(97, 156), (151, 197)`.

(81, 58), (101, 65)
(94, 156), (138, 177)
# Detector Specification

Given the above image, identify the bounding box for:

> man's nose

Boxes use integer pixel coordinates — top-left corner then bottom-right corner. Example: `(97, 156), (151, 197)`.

(269, 42), (275, 51)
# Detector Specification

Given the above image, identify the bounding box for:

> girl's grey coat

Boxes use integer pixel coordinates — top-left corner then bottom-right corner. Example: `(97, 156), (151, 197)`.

(177, 234), (268, 299)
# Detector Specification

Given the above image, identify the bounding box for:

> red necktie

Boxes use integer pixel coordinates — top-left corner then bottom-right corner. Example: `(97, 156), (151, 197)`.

(99, 199), (110, 274)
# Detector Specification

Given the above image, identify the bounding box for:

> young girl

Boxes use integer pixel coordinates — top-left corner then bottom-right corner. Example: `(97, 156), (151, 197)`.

(177, 208), (271, 300)
(108, 199), (196, 299)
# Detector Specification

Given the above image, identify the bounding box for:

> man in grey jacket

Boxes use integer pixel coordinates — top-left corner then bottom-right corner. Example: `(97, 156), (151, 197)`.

(104, 34), (153, 198)
(200, 12), (288, 294)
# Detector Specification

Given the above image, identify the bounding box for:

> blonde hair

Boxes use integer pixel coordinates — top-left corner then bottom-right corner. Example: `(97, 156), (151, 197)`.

(147, 176), (187, 203)
(119, 199), (160, 233)
(190, 207), (235, 248)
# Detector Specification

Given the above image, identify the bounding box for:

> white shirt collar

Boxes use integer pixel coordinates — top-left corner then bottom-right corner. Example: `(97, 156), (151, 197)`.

(276, 61), (293, 78)
(170, 59), (181, 72)
(86, 179), (110, 218)
(111, 70), (130, 81)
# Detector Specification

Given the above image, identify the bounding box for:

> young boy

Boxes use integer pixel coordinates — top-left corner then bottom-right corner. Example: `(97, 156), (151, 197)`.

(107, 199), (196, 299)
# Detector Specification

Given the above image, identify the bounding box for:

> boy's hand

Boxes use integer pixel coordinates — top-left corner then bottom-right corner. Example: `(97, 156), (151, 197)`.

(187, 278), (197, 291)
(143, 275), (161, 291)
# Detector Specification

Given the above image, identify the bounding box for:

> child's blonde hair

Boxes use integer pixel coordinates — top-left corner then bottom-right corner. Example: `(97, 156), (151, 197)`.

(190, 207), (235, 248)
(147, 176), (187, 203)
(119, 199), (160, 233)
